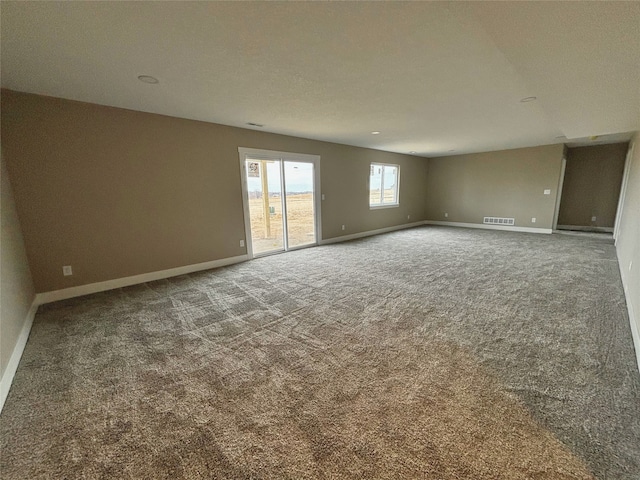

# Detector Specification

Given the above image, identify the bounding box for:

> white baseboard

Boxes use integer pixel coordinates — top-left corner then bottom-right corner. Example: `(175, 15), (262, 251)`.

(319, 221), (427, 245)
(0, 298), (38, 413)
(557, 225), (614, 233)
(627, 298), (640, 375)
(36, 254), (249, 305)
(425, 220), (552, 234)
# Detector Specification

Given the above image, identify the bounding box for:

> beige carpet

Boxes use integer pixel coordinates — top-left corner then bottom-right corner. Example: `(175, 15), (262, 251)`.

(1, 226), (638, 479)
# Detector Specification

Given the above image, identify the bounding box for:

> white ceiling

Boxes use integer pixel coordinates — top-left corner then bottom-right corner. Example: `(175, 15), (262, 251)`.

(1, 1), (639, 157)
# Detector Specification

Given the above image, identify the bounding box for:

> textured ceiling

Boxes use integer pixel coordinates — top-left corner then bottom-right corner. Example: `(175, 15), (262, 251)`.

(1, 1), (639, 156)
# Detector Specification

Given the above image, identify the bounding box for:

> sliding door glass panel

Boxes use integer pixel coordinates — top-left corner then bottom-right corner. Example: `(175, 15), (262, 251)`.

(284, 161), (316, 248)
(246, 159), (284, 255)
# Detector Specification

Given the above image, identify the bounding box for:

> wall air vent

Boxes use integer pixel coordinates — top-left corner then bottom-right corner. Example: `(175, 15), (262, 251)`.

(483, 216), (515, 226)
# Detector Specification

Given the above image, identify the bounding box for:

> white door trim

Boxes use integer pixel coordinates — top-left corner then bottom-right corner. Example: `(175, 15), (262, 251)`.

(238, 147), (322, 258)
(552, 156), (567, 230)
(614, 141), (634, 242)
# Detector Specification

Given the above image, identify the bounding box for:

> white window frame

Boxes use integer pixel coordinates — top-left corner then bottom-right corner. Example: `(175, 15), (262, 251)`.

(369, 163), (400, 209)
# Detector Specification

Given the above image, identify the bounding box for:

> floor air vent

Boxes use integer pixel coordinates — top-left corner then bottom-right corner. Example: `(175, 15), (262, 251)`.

(483, 216), (515, 226)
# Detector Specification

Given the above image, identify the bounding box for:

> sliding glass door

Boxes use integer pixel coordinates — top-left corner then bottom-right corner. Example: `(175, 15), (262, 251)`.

(239, 149), (320, 257)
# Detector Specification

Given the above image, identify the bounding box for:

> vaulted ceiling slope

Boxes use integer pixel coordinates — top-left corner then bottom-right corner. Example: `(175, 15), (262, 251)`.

(1, 1), (639, 156)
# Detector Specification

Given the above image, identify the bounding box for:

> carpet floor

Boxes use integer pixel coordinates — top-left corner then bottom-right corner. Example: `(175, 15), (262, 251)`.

(1, 226), (639, 479)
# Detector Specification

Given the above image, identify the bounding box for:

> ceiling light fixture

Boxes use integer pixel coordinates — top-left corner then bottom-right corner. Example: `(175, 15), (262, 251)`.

(409, 151), (417, 154)
(137, 75), (159, 84)
(371, 131), (380, 135)
(520, 96), (537, 103)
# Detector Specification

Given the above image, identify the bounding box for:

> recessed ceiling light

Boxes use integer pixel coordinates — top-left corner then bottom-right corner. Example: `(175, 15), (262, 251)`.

(246, 122), (264, 127)
(520, 96), (537, 103)
(371, 131), (380, 135)
(137, 75), (159, 84)
(409, 151), (417, 154)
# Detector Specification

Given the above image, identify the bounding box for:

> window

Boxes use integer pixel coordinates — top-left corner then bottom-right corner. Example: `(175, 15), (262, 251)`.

(369, 163), (400, 208)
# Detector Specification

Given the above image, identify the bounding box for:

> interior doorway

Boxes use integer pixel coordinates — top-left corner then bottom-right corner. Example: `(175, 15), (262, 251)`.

(555, 143), (628, 233)
(238, 148), (321, 257)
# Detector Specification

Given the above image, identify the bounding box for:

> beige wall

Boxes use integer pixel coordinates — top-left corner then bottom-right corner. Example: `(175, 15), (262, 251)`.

(1, 90), (429, 293)
(425, 145), (564, 229)
(558, 143), (628, 229)
(1, 151), (36, 381)
(615, 135), (640, 370)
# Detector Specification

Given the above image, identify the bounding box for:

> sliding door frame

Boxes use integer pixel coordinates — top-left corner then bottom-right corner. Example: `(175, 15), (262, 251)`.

(238, 147), (322, 258)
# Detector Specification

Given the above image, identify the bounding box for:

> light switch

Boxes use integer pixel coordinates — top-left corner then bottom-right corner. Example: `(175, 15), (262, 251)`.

(544, 189), (551, 195)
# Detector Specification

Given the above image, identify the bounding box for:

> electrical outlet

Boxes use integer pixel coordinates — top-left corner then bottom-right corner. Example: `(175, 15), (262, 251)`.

(407, 215), (410, 220)
(341, 225), (345, 231)
(444, 213), (448, 218)
(544, 189), (551, 195)
(321, 194), (325, 201)
(62, 265), (73, 276)
(591, 216), (597, 222)
(531, 217), (536, 223)
(240, 240), (245, 247)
